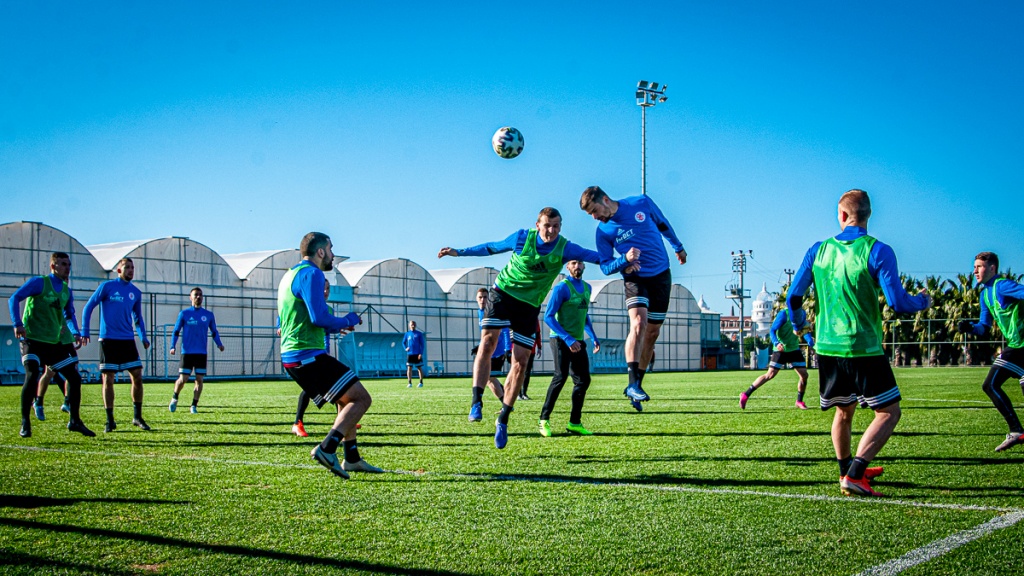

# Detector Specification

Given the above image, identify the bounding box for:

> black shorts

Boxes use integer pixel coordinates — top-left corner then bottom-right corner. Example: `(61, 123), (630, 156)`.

(62, 343), (79, 362)
(20, 339), (77, 372)
(490, 354), (507, 375)
(984, 346), (1024, 387)
(407, 354), (423, 367)
(769, 349), (806, 369)
(818, 354), (900, 411)
(99, 339), (142, 373)
(623, 269), (672, 324)
(179, 354), (208, 375)
(482, 287), (541, 349)
(284, 354), (359, 409)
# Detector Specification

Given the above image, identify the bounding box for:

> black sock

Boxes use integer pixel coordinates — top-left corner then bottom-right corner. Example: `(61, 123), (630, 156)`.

(627, 362), (640, 386)
(847, 457), (870, 480)
(191, 395), (198, 407)
(34, 396), (42, 405)
(342, 439), (360, 463)
(744, 385), (757, 396)
(173, 392), (179, 400)
(133, 402), (142, 420)
(105, 407), (115, 423)
(320, 428), (344, 454)
(838, 456), (853, 477)
(472, 386), (483, 405)
(797, 391), (805, 402)
(637, 369), (646, 385)
(498, 403), (514, 425)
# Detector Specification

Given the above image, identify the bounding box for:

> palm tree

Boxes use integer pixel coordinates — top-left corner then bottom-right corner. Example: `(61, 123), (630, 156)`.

(943, 273), (980, 365)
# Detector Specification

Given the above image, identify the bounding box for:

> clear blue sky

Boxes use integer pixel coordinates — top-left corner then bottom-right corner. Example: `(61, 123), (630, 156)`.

(3, 1), (1022, 315)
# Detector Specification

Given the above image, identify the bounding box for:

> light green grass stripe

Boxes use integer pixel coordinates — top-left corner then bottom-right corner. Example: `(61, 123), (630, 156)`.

(853, 510), (1024, 576)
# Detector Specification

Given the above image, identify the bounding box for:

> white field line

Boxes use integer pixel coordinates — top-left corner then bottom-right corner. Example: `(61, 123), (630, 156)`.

(2, 444), (1019, 514)
(852, 509), (1024, 576)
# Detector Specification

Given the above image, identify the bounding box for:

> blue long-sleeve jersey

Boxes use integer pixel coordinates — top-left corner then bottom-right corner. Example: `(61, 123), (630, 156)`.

(595, 195), (684, 277)
(478, 308), (511, 357)
(171, 307), (224, 355)
(544, 277), (599, 347)
(403, 330), (425, 355)
(8, 275), (81, 335)
(82, 278), (147, 343)
(280, 263), (360, 364)
(786, 226), (929, 329)
(769, 309), (814, 348)
(965, 276), (1024, 337)
(456, 229), (600, 266)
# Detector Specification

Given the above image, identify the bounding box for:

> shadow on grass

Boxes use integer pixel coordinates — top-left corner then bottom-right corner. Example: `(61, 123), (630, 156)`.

(0, 494), (183, 509)
(0, 550), (138, 576)
(0, 517), (471, 575)
(463, 471), (826, 489)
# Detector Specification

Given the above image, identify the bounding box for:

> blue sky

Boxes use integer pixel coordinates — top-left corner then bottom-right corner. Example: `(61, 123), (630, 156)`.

(3, 1), (1022, 315)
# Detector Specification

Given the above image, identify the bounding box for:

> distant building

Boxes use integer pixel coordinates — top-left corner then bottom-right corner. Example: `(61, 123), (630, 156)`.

(751, 282), (774, 337)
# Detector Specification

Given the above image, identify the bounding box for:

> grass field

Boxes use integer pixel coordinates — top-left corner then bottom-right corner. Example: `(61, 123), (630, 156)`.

(1, 368), (1022, 575)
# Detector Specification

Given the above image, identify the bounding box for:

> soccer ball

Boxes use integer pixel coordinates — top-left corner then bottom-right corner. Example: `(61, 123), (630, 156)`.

(492, 127), (524, 159)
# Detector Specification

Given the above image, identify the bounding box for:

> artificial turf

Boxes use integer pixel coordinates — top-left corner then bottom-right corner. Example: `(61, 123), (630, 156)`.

(1, 368), (1021, 575)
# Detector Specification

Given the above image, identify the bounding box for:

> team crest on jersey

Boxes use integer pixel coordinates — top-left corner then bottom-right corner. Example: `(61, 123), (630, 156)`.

(129, 292), (135, 301)
(635, 212), (646, 223)
(201, 316), (207, 322)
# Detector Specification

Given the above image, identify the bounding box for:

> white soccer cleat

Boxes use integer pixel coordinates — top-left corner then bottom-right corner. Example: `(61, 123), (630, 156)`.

(342, 459), (384, 473)
(310, 446), (349, 479)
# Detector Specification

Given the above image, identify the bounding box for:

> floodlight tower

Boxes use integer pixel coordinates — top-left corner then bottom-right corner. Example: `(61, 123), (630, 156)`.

(636, 80), (667, 196)
(726, 250), (753, 368)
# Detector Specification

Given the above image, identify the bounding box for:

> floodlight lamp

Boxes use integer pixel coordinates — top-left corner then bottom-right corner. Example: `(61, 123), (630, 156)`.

(662, 84), (668, 92)
(650, 82), (659, 90)
(659, 96), (668, 103)
(638, 80), (649, 88)
(636, 91), (644, 99)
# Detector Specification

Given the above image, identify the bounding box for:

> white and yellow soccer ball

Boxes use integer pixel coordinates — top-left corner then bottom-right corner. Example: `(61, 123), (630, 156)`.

(492, 127), (524, 159)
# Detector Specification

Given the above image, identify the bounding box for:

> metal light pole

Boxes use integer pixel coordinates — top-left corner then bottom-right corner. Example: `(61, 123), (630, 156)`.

(727, 250), (753, 368)
(636, 80), (667, 196)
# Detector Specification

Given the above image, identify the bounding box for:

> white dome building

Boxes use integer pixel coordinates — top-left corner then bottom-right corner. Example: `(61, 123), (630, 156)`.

(751, 282), (774, 337)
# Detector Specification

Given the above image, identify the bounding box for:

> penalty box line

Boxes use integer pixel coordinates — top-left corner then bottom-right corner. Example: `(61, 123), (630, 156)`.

(4, 444), (1019, 515)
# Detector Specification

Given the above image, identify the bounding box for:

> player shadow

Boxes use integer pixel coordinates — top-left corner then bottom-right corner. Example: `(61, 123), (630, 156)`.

(0, 494), (183, 509)
(0, 517), (473, 575)
(465, 471), (825, 489)
(0, 550), (138, 576)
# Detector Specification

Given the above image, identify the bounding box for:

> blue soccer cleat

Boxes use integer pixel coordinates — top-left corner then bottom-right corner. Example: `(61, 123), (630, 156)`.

(630, 399), (643, 412)
(624, 383), (649, 402)
(468, 402), (483, 422)
(33, 401), (45, 421)
(494, 419), (508, 449)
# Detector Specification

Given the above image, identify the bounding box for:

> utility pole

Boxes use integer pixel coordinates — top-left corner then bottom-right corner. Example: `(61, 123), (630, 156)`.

(784, 268), (795, 287)
(727, 251), (752, 368)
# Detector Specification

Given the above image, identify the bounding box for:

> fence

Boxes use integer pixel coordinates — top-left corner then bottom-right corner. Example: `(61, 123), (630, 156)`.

(881, 318), (1004, 367)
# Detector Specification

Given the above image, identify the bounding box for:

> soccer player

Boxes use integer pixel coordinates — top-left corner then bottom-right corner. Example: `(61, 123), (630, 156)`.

(34, 324), (75, 419)
(956, 252), (1024, 452)
(472, 288), (509, 404)
(279, 232), (381, 478)
(438, 206), (600, 449)
(168, 287), (225, 414)
(539, 259), (601, 437)
(787, 189), (930, 497)
(579, 186), (685, 411)
(518, 319), (542, 401)
(7, 251), (95, 437)
(740, 307), (815, 410)
(403, 320), (426, 388)
(81, 257), (151, 433)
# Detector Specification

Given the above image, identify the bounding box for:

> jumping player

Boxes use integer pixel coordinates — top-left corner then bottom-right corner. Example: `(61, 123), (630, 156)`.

(82, 257), (150, 433)
(740, 307), (815, 410)
(473, 287), (508, 406)
(787, 189), (930, 497)
(8, 251), (95, 437)
(279, 232), (381, 478)
(168, 287), (225, 414)
(438, 207), (600, 449)
(956, 252), (1024, 452)
(539, 259), (601, 437)
(579, 186), (685, 411)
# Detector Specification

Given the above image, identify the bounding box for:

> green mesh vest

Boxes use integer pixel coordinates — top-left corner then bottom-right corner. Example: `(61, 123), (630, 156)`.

(277, 263), (326, 353)
(58, 323), (75, 346)
(495, 228), (567, 308)
(549, 279), (591, 341)
(775, 312), (801, 353)
(812, 236), (884, 357)
(985, 279), (1024, 349)
(23, 275), (70, 345)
